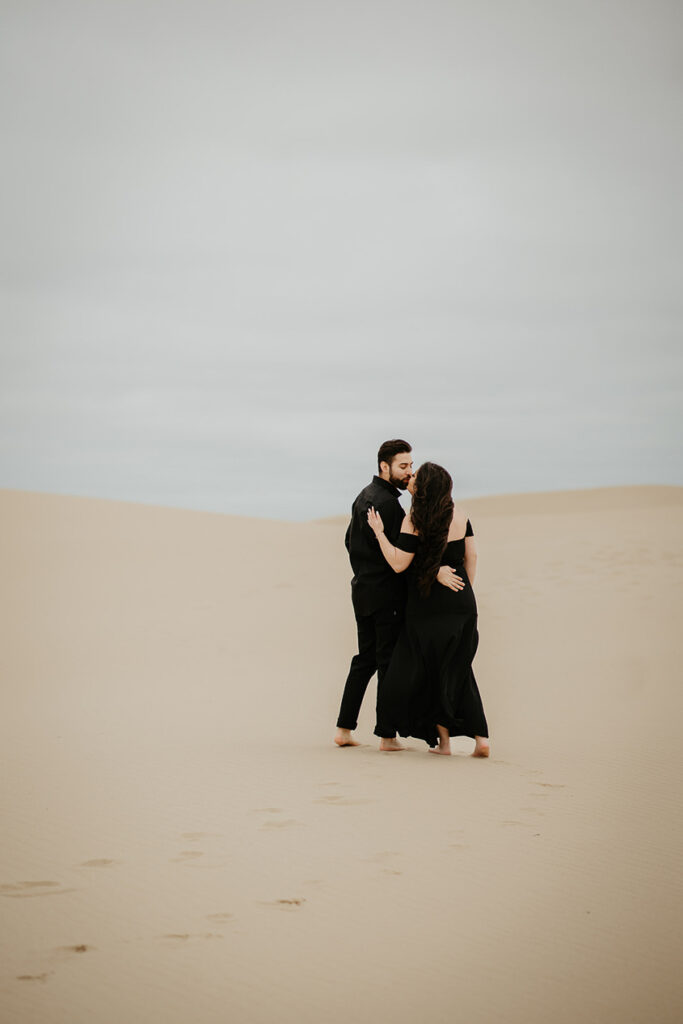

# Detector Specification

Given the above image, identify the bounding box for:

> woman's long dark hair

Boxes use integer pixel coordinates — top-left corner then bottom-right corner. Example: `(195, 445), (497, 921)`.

(410, 462), (454, 597)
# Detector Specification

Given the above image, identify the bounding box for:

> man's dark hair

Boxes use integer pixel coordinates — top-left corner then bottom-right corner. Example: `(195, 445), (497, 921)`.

(377, 439), (412, 472)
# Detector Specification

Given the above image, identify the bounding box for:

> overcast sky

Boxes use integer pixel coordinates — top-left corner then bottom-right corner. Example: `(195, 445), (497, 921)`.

(1, 0), (681, 519)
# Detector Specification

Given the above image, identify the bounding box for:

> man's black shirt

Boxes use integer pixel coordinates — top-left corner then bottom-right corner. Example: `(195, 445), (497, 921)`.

(345, 475), (407, 616)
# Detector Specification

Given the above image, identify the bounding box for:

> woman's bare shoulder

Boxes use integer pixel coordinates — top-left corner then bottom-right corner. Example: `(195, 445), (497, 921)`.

(447, 507), (470, 540)
(401, 511), (417, 534)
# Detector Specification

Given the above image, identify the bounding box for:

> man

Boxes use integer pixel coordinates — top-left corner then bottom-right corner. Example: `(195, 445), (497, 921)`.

(334, 439), (414, 749)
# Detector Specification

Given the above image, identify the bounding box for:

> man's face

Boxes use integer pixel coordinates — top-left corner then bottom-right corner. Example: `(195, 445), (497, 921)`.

(385, 452), (413, 490)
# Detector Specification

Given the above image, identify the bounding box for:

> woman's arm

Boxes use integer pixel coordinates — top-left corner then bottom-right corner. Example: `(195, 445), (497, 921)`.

(464, 536), (478, 585)
(367, 507), (415, 573)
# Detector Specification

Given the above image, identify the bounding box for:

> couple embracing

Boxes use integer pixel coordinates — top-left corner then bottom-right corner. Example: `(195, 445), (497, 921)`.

(334, 439), (490, 757)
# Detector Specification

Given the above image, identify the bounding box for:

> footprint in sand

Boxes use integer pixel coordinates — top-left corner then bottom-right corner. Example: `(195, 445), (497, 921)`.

(362, 851), (400, 865)
(181, 832), (224, 840)
(261, 898), (306, 910)
(172, 851), (205, 863)
(534, 782), (566, 789)
(80, 859), (118, 868)
(260, 819), (304, 830)
(162, 933), (223, 942)
(206, 913), (233, 922)
(17, 973), (53, 983)
(1, 881), (76, 899)
(314, 795), (371, 806)
(2, 881), (59, 891)
(58, 945), (92, 954)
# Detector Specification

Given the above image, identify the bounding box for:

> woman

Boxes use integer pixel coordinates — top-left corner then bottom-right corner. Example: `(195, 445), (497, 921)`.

(367, 462), (490, 757)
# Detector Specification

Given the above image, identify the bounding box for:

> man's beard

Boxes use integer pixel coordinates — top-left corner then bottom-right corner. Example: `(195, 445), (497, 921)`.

(390, 472), (409, 490)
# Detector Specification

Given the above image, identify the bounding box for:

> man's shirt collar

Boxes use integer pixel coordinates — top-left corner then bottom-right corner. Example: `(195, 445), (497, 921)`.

(372, 475), (402, 499)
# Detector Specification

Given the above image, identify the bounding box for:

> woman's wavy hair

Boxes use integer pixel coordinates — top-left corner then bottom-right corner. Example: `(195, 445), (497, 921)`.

(410, 462), (454, 597)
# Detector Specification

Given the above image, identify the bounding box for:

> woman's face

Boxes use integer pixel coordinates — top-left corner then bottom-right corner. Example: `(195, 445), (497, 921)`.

(407, 472), (417, 496)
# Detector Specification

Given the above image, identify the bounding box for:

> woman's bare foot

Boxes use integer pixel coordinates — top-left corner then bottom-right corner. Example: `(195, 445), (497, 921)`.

(334, 729), (360, 747)
(472, 736), (490, 758)
(379, 737), (405, 751)
(429, 725), (452, 755)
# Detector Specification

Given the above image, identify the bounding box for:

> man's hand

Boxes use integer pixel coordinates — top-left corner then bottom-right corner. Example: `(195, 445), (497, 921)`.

(436, 565), (465, 591)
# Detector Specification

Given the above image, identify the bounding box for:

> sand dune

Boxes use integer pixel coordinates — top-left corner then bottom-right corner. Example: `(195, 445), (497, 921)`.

(1, 486), (682, 1023)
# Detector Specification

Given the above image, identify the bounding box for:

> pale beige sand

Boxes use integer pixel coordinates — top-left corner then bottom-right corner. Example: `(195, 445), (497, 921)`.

(1, 485), (682, 1024)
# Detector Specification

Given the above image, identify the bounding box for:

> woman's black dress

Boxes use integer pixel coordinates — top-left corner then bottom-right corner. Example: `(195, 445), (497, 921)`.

(374, 521), (488, 747)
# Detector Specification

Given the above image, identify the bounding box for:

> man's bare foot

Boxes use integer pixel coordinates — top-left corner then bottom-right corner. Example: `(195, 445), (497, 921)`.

(429, 744), (452, 755)
(334, 729), (360, 747)
(379, 738), (405, 751)
(472, 737), (490, 758)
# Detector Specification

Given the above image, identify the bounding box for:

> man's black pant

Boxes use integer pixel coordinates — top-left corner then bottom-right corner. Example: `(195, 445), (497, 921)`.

(336, 602), (403, 736)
